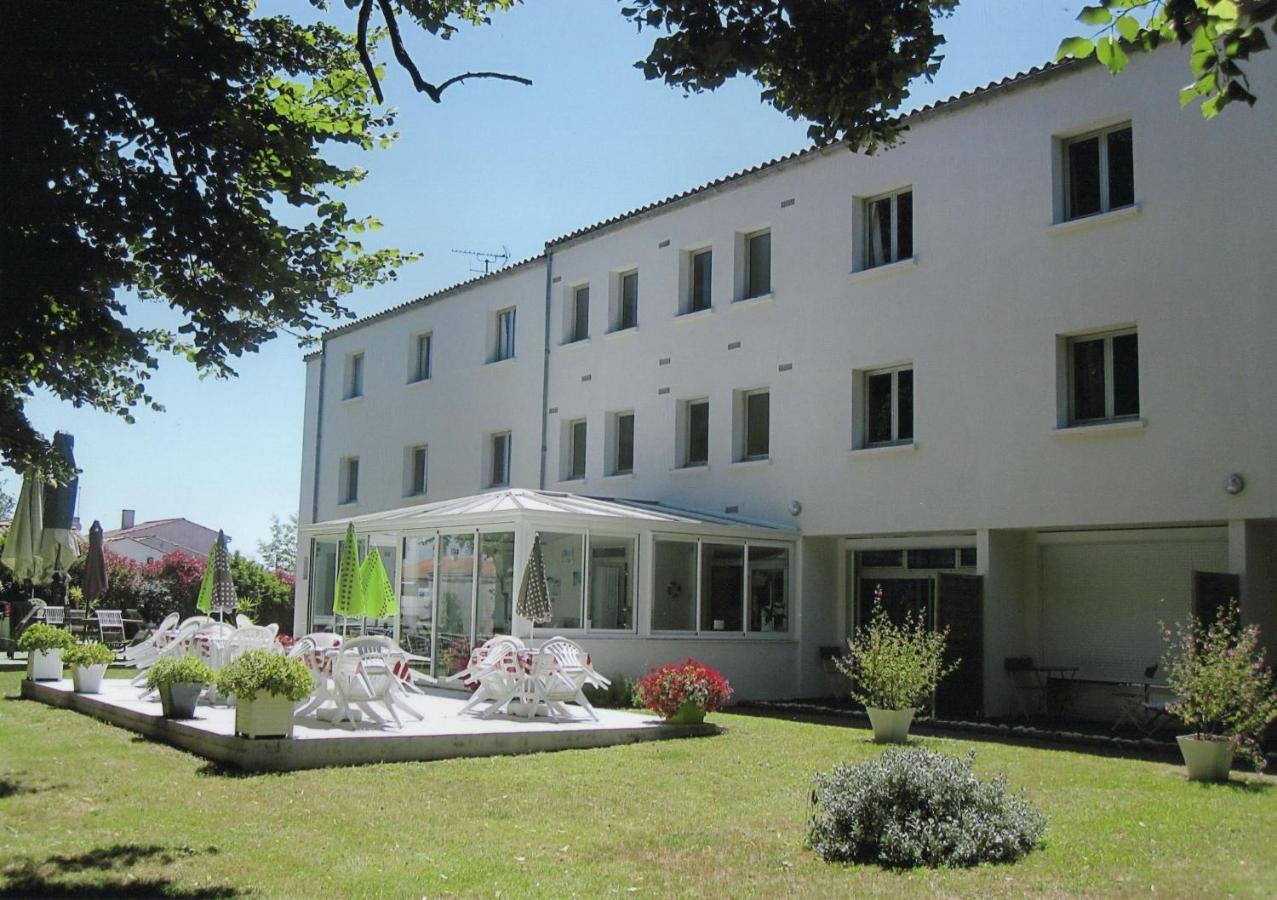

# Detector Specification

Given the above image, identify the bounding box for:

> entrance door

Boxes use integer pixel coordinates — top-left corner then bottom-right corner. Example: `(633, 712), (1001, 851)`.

(936, 573), (983, 719)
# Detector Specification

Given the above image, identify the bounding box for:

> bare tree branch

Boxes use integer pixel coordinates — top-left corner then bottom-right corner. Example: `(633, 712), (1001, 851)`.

(433, 70), (533, 98)
(357, 0), (382, 104)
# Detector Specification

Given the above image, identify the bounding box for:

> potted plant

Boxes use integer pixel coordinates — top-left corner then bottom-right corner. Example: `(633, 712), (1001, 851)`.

(146, 655), (216, 719)
(1162, 603), (1277, 781)
(63, 641), (115, 693)
(215, 650), (314, 739)
(635, 658), (732, 724)
(835, 601), (958, 743)
(17, 623), (76, 681)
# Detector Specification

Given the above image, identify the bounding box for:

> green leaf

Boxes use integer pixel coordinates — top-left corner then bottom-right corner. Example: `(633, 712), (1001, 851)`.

(1179, 85), (1199, 107)
(1078, 6), (1113, 26)
(1056, 36), (1095, 61)
(1096, 36), (1113, 67)
(1116, 15), (1141, 43)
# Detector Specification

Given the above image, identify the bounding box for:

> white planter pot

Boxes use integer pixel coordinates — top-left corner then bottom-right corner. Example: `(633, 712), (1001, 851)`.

(1177, 734), (1235, 782)
(866, 707), (916, 744)
(159, 682), (205, 718)
(71, 663), (108, 693)
(27, 649), (64, 682)
(234, 694), (296, 739)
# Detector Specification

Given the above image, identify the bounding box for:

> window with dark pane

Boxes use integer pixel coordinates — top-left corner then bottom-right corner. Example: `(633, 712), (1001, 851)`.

(700, 543), (744, 632)
(691, 249), (712, 312)
(959, 547), (978, 568)
(1112, 332), (1139, 417)
(619, 271), (639, 330)
(866, 195), (892, 268)
(864, 187), (913, 268)
(746, 231), (771, 298)
(896, 190), (914, 260)
(859, 549), (904, 568)
(866, 372), (894, 444)
(491, 433), (510, 486)
(687, 401), (709, 466)
(1067, 135), (1102, 219)
(568, 420), (587, 479)
(1107, 127), (1134, 209)
(410, 446), (428, 496)
(896, 368), (914, 441)
(908, 548), (959, 569)
(1070, 337), (1107, 421)
(571, 286), (589, 342)
(744, 390), (769, 459)
(615, 413), (634, 474)
(413, 334), (432, 382)
(1066, 123), (1133, 220)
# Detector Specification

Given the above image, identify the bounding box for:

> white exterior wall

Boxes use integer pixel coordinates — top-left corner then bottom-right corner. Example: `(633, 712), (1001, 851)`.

(296, 48), (1277, 704)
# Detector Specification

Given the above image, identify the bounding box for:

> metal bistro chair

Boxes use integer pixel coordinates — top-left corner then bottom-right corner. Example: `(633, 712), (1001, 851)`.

(94, 609), (128, 649)
(42, 606), (67, 628)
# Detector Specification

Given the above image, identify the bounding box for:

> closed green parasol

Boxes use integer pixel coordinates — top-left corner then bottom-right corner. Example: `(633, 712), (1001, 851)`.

(333, 523), (365, 631)
(360, 546), (398, 620)
(195, 540), (217, 614)
(1, 469), (46, 585)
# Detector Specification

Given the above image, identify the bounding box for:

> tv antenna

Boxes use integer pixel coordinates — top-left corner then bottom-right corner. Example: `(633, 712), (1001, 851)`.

(451, 245), (510, 276)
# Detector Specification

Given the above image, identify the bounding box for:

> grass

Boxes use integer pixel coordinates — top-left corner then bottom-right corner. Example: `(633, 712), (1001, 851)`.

(1, 670), (1275, 898)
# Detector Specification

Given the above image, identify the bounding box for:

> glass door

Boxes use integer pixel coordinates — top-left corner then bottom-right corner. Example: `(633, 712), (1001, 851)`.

(435, 532), (476, 677)
(399, 534), (436, 675)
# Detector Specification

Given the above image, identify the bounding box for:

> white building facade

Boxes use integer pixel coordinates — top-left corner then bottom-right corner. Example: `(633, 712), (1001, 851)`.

(295, 49), (1277, 717)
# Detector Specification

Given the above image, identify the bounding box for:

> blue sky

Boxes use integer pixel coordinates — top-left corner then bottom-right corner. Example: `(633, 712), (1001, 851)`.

(7, 1), (1087, 555)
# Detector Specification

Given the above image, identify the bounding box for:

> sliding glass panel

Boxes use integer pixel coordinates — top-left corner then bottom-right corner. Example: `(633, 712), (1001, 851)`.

(475, 531), (515, 645)
(362, 541), (398, 636)
(540, 532), (585, 629)
(653, 540), (697, 631)
(400, 534), (436, 671)
(588, 535), (635, 631)
(748, 545), (790, 633)
(700, 543), (744, 632)
(309, 540), (339, 631)
(436, 533), (475, 677)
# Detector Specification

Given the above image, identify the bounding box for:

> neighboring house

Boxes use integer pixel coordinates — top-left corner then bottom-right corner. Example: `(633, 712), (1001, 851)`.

(103, 512), (227, 565)
(293, 49), (1277, 717)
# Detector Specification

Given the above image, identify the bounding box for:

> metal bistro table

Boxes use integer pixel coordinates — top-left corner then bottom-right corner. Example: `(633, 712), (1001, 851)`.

(1030, 666), (1079, 721)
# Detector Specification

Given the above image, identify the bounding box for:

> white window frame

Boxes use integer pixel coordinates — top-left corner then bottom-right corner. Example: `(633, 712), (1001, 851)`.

(409, 332), (432, 383)
(650, 534), (794, 637)
(338, 456), (359, 505)
(678, 398), (710, 468)
(493, 307), (516, 362)
(861, 186), (913, 270)
(608, 410), (635, 476)
(343, 352), (364, 400)
(1066, 327), (1139, 425)
(611, 269), (639, 332)
(404, 444), (428, 497)
(568, 284), (590, 343)
(860, 364), (913, 447)
(737, 388), (770, 462)
(1063, 121), (1133, 221)
(564, 418), (587, 481)
(488, 431), (511, 487)
(740, 229), (771, 300)
(683, 247), (713, 314)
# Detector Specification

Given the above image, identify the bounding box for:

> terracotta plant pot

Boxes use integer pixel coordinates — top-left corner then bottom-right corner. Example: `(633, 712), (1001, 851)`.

(866, 707), (916, 744)
(234, 694), (296, 739)
(159, 682), (204, 719)
(1177, 734), (1235, 782)
(71, 663), (108, 693)
(27, 649), (64, 682)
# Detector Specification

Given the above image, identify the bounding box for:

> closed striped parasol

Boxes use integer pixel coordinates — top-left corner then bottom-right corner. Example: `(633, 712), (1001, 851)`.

(515, 533), (552, 625)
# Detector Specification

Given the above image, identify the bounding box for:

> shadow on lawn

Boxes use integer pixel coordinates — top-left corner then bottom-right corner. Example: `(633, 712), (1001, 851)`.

(0, 775), (68, 799)
(0, 843), (238, 898)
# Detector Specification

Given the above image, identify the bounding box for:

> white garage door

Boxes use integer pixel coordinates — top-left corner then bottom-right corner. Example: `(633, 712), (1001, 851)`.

(1039, 529), (1228, 681)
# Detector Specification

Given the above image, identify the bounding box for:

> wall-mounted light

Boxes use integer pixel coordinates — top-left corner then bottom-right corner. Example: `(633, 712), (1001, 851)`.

(788, 499), (803, 516)
(1224, 473), (1245, 495)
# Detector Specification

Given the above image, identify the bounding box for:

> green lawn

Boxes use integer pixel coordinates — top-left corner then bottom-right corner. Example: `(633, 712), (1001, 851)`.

(1, 671), (1274, 898)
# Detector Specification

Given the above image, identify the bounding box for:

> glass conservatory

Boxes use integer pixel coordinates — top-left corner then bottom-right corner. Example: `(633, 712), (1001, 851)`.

(298, 489), (798, 682)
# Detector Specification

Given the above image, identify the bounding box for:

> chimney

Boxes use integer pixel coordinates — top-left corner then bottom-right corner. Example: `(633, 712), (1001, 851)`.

(121, 509), (136, 529)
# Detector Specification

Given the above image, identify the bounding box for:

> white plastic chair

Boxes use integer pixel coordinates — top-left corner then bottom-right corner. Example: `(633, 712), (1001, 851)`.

(521, 637), (609, 722)
(123, 612), (180, 663)
(224, 625), (279, 665)
(344, 635), (424, 695)
(130, 617), (212, 688)
(291, 633), (344, 720)
(452, 636), (528, 719)
(330, 646), (423, 728)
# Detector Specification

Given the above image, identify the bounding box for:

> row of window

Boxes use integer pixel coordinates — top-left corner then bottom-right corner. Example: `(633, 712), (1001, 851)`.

(335, 326), (1139, 504)
(336, 122), (1136, 402)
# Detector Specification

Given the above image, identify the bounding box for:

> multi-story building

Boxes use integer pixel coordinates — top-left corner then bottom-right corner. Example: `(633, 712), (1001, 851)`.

(294, 48), (1277, 718)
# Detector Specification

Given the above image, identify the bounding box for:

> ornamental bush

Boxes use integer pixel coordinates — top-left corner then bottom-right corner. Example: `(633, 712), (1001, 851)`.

(635, 658), (732, 719)
(145, 655), (216, 690)
(215, 650), (314, 702)
(807, 748), (1046, 868)
(17, 623), (76, 653)
(1162, 602), (1277, 769)
(62, 642), (115, 668)
(835, 599), (957, 711)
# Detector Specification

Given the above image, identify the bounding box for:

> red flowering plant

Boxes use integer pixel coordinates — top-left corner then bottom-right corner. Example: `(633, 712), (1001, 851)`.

(635, 658), (732, 719)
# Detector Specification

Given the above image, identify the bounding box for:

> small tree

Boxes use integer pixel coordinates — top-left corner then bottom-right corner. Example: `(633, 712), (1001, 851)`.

(1162, 602), (1277, 770)
(836, 598), (957, 712)
(0, 480), (15, 520)
(257, 514), (297, 575)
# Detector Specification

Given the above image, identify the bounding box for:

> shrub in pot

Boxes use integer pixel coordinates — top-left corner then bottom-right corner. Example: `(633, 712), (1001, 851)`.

(1162, 602), (1277, 781)
(635, 658), (732, 724)
(146, 655), (216, 719)
(807, 747), (1046, 868)
(63, 642), (115, 693)
(215, 650), (314, 739)
(835, 600), (958, 743)
(17, 623), (76, 681)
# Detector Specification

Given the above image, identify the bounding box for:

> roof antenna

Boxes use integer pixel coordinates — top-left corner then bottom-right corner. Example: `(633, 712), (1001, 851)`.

(451, 246), (510, 276)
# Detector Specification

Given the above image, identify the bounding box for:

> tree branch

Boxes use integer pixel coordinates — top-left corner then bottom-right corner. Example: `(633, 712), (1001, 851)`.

(357, 0), (382, 104)
(433, 70), (533, 98)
